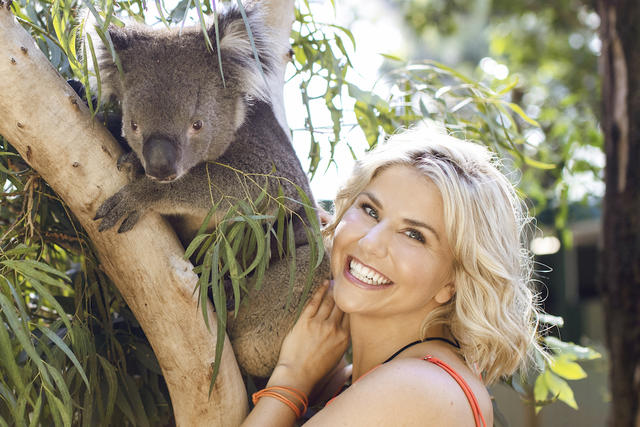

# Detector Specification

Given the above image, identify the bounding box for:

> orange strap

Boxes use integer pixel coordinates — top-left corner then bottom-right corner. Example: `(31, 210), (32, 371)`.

(423, 355), (487, 427)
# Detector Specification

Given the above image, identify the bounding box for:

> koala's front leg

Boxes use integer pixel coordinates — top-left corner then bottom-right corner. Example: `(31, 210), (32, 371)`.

(94, 176), (161, 233)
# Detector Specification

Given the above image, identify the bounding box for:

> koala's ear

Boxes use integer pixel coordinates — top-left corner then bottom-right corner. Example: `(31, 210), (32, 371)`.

(85, 23), (131, 101)
(106, 24), (133, 51)
(211, 4), (277, 102)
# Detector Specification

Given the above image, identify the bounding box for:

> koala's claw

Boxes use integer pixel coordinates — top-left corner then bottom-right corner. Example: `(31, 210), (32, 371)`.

(94, 192), (122, 221)
(97, 215), (119, 232)
(97, 207), (124, 232)
(95, 189), (141, 233)
(117, 211), (141, 233)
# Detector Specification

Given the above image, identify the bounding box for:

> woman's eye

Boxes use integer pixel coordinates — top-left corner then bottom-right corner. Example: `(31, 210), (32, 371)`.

(405, 229), (425, 243)
(361, 203), (378, 220)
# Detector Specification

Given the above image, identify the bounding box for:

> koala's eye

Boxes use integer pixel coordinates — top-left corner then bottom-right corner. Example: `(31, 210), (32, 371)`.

(130, 121), (138, 131)
(192, 120), (203, 131)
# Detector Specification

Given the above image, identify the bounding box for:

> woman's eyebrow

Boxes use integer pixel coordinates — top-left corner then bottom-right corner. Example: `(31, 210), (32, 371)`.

(361, 191), (382, 207)
(361, 191), (441, 242)
(403, 218), (440, 242)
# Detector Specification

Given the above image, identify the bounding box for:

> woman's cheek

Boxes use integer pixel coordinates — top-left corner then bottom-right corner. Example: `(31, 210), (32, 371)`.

(330, 214), (354, 277)
(330, 224), (346, 277)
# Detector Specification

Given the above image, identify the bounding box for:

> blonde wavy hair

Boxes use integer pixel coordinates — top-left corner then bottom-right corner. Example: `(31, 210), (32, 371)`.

(323, 125), (542, 385)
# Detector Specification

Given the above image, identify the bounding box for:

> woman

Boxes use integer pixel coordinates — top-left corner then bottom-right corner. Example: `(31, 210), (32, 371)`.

(242, 125), (542, 426)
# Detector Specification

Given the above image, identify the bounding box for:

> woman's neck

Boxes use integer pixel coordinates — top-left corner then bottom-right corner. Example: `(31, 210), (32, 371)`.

(349, 314), (447, 380)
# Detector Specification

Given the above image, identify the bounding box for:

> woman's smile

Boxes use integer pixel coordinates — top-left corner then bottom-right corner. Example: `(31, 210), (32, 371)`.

(344, 256), (394, 289)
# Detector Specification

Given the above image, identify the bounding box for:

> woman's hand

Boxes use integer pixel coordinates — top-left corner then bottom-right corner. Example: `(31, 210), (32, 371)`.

(242, 283), (348, 427)
(268, 281), (349, 395)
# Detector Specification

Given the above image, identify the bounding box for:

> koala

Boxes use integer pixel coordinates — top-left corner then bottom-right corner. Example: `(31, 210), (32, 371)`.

(88, 4), (329, 377)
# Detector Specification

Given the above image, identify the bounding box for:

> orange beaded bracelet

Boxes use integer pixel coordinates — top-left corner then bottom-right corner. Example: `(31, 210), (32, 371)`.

(252, 385), (309, 418)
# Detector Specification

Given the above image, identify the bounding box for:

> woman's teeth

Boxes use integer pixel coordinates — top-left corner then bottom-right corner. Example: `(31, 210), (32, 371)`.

(349, 259), (391, 286)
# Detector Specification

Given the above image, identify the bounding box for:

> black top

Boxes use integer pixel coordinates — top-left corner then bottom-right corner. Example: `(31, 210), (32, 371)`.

(382, 337), (461, 364)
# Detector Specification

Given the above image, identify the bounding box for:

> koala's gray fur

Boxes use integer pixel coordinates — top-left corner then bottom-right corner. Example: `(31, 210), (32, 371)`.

(90, 4), (328, 378)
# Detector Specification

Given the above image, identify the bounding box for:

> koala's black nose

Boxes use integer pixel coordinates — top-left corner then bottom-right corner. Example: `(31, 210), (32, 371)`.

(143, 136), (178, 181)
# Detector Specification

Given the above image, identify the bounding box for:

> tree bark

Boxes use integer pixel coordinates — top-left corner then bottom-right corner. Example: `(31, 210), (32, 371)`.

(598, 1), (640, 426)
(0, 0), (294, 425)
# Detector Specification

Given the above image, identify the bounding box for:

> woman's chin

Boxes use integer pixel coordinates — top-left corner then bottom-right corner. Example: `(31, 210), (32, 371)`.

(333, 276), (387, 315)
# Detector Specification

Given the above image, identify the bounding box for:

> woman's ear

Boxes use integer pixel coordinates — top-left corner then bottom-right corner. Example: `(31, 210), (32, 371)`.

(434, 282), (455, 305)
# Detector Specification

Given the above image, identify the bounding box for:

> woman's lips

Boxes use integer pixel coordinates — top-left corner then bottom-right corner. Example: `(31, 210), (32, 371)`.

(343, 256), (394, 290)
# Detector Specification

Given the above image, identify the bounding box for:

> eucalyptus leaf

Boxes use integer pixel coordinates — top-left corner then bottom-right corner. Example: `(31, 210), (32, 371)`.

(538, 313), (565, 327)
(0, 313), (26, 394)
(184, 233), (210, 260)
(44, 363), (73, 426)
(0, 293), (52, 388)
(544, 336), (601, 360)
(549, 353), (588, 380)
(0, 383), (17, 421)
(97, 356), (118, 421)
(28, 390), (43, 427)
(285, 218), (296, 310)
(121, 374), (150, 427)
(27, 280), (71, 332)
(37, 325), (89, 387)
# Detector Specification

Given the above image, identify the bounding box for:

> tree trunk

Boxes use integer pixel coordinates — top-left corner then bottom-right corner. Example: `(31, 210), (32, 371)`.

(598, 1), (640, 426)
(0, 0), (294, 425)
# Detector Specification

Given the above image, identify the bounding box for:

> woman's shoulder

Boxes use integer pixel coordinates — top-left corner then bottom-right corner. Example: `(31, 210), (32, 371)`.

(308, 352), (492, 426)
(402, 340), (493, 417)
(371, 357), (491, 426)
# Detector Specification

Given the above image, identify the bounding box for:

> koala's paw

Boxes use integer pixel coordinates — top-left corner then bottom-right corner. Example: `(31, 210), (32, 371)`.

(94, 186), (143, 233)
(117, 151), (144, 181)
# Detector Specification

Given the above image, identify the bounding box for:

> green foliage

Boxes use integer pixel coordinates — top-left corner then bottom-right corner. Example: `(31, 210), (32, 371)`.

(290, 1), (357, 176)
(499, 316), (602, 418)
(535, 337), (601, 411)
(358, 60), (553, 167)
(289, 2), (558, 186)
(0, 143), (172, 424)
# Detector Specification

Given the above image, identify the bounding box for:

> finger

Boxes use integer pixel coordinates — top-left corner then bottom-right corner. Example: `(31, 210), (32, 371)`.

(340, 312), (349, 331)
(328, 299), (344, 322)
(302, 281), (329, 318)
(315, 285), (335, 320)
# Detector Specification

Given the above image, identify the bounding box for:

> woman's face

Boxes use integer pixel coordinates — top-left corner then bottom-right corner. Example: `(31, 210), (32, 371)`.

(331, 164), (455, 323)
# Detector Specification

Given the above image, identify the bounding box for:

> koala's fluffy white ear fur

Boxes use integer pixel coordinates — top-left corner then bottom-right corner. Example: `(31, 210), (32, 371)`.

(214, 4), (278, 103)
(83, 16), (131, 101)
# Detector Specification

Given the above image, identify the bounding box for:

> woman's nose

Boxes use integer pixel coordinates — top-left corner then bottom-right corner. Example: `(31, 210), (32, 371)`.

(358, 222), (389, 258)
